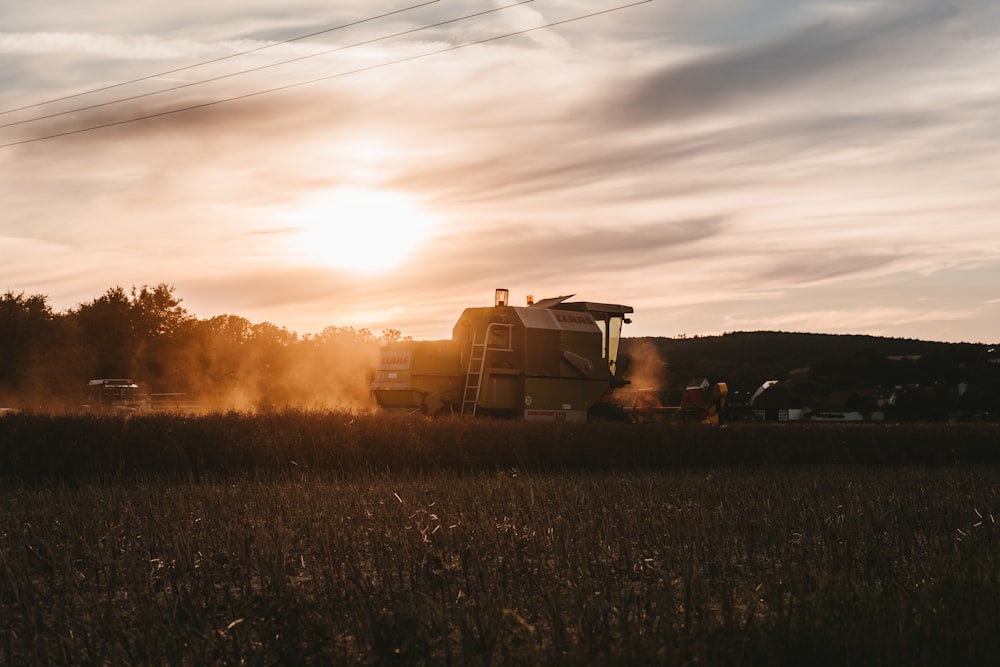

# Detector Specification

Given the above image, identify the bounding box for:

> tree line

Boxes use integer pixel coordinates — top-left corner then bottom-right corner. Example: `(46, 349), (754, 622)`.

(0, 284), (394, 412)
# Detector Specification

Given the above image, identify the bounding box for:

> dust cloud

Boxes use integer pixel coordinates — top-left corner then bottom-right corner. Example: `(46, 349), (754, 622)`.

(617, 340), (671, 420)
(4, 329), (382, 416)
(158, 332), (383, 414)
(625, 339), (667, 393)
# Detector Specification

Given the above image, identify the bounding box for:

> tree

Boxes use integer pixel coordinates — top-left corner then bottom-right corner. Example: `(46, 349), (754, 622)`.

(380, 328), (403, 343)
(130, 283), (189, 338)
(72, 286), (136, 378)
(0, 291), (56, 399)
(129, 285), (191, 388)
(71, 284), (190, 385)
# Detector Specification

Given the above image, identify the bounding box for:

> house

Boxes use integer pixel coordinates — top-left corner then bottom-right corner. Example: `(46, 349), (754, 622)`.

(810, 389), (884, 422)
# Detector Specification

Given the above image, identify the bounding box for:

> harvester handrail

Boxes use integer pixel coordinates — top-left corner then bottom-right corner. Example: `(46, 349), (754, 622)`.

(484, 322), (514, 352)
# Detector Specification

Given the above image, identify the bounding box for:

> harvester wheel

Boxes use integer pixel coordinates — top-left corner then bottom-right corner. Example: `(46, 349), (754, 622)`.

(588, 401), (628, 422)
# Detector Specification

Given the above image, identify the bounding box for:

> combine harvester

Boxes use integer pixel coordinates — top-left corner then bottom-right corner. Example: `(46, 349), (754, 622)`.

(370, 289), (726, 423)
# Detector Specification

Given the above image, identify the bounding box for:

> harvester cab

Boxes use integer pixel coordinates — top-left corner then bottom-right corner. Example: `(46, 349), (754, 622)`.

(370, 289), (634, 421)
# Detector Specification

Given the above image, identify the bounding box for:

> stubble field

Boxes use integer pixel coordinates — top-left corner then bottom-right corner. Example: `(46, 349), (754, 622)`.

(1, 413), (998, 665)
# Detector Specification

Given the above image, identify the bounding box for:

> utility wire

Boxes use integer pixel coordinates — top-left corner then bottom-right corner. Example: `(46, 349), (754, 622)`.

(1, 1), (651, 149)
(2, 1), (534, 130)
(0, 0), (440, 116)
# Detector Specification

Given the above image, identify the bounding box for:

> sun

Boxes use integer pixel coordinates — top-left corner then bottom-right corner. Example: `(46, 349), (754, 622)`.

(286, 188), (436, 272)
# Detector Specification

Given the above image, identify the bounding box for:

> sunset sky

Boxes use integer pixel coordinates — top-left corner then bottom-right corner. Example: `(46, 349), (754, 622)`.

(2, 0), (998, 344)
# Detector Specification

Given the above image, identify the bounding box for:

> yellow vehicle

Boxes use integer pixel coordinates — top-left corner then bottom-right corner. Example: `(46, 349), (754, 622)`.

(622, 379), (729, 425)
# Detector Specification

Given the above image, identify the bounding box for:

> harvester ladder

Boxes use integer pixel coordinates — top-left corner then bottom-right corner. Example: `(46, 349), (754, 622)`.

(461, 323), (513, 417)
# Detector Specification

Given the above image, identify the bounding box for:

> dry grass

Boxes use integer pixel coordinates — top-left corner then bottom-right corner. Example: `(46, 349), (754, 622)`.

(2, 463), (999, 665)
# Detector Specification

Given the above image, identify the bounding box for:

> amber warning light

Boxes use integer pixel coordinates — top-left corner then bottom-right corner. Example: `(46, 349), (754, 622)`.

(495, 288), (509, 307)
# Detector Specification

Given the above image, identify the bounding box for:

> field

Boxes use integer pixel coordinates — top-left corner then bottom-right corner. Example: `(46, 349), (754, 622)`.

(2, 413), (999, 665)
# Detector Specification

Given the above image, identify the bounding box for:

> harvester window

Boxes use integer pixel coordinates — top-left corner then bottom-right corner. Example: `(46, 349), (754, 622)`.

(595, 316), (625, 374)
(607, 316), (624, 375)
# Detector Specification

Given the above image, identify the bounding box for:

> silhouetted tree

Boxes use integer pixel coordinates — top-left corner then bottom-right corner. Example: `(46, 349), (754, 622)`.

(380, 328), (403, 343)
(0, 291), (56, 400)
(72, 286), (137, 378)
(67, 284), (192, 389)
(130, 284), (192, 388)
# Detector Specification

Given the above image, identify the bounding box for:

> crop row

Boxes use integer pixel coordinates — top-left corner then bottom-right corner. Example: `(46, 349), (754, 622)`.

(1, 412), (999, 482)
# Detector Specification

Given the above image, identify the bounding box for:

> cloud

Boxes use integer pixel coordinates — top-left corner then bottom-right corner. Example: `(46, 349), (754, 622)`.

(607, 3), (960, 125)
(753, 252), (904, 286)
(0, 32), (218, 59)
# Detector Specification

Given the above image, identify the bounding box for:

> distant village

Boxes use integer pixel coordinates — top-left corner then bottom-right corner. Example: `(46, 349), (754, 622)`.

(625, 335), (999, 424)
(725, 347), (999, 423)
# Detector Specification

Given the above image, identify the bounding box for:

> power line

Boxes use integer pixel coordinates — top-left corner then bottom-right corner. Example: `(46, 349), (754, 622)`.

(0, 0), (440, 117)
(1, 1), (651, 149)
(2, 1), (535, 130)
